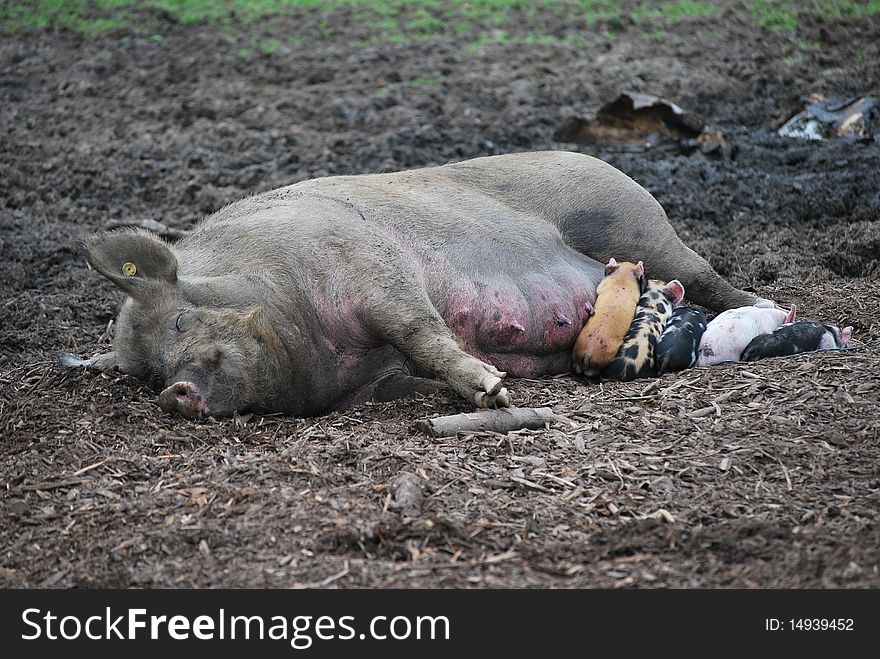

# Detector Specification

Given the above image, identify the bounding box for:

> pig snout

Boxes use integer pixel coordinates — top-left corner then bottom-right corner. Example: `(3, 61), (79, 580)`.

(158, 381), (209, 418)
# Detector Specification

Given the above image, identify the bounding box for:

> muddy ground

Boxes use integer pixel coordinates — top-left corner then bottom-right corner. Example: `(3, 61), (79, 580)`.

(2, 3), (879, 588)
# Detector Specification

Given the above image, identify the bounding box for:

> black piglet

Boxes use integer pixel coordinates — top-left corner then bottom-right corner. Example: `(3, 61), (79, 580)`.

(655, 307), (708, 374)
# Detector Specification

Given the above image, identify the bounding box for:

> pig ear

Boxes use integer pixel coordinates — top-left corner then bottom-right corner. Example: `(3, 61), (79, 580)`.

(664, 279), (685, 307)
(604, 257), (619, 276)
(635, 261), (644, 278)
(84, 229), (178, 296)
(784, 304), (796, 324)
(838, 326), (853, 348)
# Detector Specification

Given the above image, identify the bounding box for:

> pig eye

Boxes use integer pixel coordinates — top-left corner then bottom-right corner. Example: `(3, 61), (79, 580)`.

(175, 312), (185, 333)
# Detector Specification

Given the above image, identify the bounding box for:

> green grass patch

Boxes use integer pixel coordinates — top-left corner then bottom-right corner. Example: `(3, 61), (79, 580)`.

(257, 37), (281, 54)
(750, 1), (798, 31)
(0, 0), (130, 35)
(0, 1), (702, 37)
(658, 0), (716, 19)
(522, 33), (559, 45)
(749, 0), (880, 32)
(633, 0), (716, 22)
(410, 76), (443, 87)
(3, 0), (878, 45)
(574, 0), (621, 23)
(563, 32), (589, 49)
(467, 29), (513, 53)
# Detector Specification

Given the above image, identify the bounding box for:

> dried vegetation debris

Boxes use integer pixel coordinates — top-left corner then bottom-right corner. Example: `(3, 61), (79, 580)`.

(3, 334), (879, 587)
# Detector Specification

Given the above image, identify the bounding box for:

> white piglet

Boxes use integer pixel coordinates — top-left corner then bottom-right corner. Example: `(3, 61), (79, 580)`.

(697, 304), (796, 367)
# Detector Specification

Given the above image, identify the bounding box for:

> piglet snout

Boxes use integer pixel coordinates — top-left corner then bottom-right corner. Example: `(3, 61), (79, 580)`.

(158, 381), (208, 418)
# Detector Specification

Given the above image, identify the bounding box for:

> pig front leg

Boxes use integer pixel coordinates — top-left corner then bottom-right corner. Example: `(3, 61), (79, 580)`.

(55, 350), (119, 372)
(401, 330), (510, 408)
(365, 305), (510, 409)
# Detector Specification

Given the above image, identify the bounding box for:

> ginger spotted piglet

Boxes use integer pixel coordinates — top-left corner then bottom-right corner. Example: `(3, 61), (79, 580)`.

(604, 279), (685, 381)
(572, 258), (645, 377)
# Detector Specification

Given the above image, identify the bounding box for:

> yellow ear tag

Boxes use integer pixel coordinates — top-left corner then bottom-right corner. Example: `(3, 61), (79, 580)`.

(121, 262), (137, 277)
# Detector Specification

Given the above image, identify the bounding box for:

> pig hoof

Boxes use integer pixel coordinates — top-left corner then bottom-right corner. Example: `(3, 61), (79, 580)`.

(492, 388), (510, 408)
(480, 374), (504, 396)
(474, 387), (511, 409)
(483, 364), (506, 378)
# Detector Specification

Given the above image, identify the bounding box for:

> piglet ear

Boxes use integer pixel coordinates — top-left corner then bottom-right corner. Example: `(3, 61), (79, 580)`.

(784, 304), (796, 324)
(604, 257), (619, 276)
(838, 326), (853, 348)
(635, 261), (648, 293)
(664, 279), (685, 307)
(84, 229), (178, 297)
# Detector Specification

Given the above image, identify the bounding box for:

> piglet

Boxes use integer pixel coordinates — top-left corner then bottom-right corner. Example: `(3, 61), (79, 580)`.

(572, 258), (645, 377)
(741, 321), (853, 361)
(696, 303), (796, 367)
(655, 307), (708, 374)
(604, 279), (685, 381)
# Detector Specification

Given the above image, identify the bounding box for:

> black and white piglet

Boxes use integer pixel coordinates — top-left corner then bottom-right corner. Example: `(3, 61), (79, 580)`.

(740, 321), (853, 361)
(603, 279), (685, 381)
(655, 307), (708, 374)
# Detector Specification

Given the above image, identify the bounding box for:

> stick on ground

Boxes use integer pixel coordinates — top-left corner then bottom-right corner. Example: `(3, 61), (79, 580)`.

(416, 407), (573, 438)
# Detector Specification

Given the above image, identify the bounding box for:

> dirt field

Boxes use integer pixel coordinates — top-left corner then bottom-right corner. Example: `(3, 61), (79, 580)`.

(2, 2), (879, 588)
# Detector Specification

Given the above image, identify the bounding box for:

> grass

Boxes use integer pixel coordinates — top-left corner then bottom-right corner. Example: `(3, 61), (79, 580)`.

(633, 0), (716, 21)
(749, 0), (880, 32)
(410, 75), (444, 86)
(2, 0), (878, 43)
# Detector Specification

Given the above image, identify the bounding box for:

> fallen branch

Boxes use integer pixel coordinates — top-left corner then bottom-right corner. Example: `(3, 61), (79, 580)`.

(416, 407), (573, 438)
